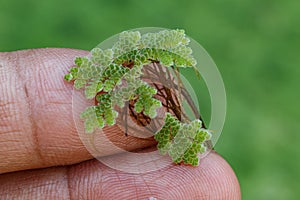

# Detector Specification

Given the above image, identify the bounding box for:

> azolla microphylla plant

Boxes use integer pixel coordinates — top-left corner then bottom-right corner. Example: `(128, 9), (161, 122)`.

(64, 29), (212, 166)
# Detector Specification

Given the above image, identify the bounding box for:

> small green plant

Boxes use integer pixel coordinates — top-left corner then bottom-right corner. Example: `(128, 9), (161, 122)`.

(64, 29), (211, 166)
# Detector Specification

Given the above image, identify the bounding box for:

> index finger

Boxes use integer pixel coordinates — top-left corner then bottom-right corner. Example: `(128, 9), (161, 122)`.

(0, 48), (155, 174)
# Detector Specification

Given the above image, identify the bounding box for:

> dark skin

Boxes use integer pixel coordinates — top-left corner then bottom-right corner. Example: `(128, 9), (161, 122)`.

(0, 48), (241, 199)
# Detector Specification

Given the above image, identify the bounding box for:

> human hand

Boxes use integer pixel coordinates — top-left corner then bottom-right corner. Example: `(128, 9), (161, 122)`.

(0, 48), (241, 199)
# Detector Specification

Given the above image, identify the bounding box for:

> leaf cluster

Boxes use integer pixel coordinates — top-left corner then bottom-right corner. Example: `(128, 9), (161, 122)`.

(154, 113), (211, 166)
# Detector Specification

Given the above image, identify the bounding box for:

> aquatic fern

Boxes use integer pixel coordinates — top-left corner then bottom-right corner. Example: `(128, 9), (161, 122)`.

(64, 29), (211, 166)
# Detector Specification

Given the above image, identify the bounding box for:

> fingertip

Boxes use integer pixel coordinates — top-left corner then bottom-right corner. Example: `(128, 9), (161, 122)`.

(67, 151), (241, 199)
(0, 151), (241, 200)
(197, 151), (241, 199)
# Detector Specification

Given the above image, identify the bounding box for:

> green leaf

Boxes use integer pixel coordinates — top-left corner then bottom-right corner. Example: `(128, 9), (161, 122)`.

(64, 74), (73, 81)
(75, 57), (83, 67)
(154, 113), (211, 166)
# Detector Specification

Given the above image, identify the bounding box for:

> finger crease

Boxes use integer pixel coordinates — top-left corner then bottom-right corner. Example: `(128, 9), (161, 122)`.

(16, 51), (45, 166)
(66, 166), (73, 200)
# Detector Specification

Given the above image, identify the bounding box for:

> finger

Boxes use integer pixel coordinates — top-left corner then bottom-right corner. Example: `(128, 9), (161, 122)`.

(0, 152), (241, 200)
(0, 48), (156, 174)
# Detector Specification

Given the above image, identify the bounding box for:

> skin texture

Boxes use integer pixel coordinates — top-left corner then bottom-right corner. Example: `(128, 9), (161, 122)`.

(0, 48), (241, 199)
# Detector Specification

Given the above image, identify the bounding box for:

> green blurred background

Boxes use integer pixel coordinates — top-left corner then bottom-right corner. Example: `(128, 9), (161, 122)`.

(1, 0), (299, 199)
